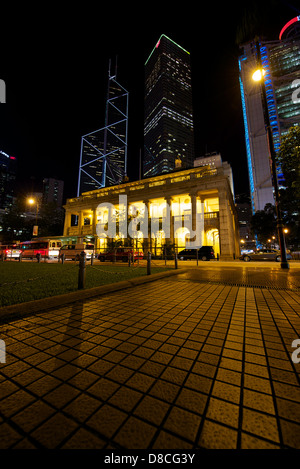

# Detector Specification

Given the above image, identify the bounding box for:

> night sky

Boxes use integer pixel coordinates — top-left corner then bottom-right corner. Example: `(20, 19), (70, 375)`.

(0, 2), (298, 202)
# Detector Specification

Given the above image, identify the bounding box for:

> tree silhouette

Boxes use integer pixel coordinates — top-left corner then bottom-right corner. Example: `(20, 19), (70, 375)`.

(236, 1), (282, 45)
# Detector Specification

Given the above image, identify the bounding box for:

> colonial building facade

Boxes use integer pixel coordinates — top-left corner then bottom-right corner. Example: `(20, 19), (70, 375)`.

(63, 166), (240, 260)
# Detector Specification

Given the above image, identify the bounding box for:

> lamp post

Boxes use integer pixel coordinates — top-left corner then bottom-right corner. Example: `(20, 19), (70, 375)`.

(27, 197), (39, 236)
(253, 39), (289, 269)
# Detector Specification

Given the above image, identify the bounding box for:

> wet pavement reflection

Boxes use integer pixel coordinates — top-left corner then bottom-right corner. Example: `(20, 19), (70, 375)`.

(174, 265), (300, 291)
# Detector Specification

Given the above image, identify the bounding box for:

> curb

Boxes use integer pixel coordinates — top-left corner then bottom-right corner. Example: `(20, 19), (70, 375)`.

(0, 268), (187, 324)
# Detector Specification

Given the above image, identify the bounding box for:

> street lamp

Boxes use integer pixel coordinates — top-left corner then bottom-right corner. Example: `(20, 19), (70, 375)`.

(27, 197), (39, 235)
(252, 69), (265, 82)
(253, 39), (289, 269)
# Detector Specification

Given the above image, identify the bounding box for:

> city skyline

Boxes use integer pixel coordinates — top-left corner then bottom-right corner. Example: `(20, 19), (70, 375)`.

(0, 3), (298, 202)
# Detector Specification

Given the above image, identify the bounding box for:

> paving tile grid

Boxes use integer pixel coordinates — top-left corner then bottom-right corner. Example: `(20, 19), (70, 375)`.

(0, 275), (300, 449)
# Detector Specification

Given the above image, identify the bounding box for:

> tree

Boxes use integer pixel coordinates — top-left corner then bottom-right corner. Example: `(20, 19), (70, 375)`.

(235, 1), (281, 45)
(37, 202), (64, 237)
(0, 199), (32, 242)
(278, 126), (300, 198)
(250, 203), (277, 245)
(0, 199), (65, 242)
(277, 126), (300, 248)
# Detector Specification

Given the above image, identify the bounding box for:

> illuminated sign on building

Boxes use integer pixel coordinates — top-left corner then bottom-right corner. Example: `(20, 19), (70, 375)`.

(279, 16), (300, 40)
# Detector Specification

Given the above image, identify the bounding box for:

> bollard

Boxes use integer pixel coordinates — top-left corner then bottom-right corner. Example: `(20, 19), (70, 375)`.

(61, 253), (65, 264)
(0, 339), (6, 364)
(78, 251), (86, 289)
(37, 253), (41, 263)
(147, 251), (151, 275)
(175, 252), (178, 269)
(91, 253), (94, 265)
(128, 252), (131, 267)
(19, 253), (22, 262)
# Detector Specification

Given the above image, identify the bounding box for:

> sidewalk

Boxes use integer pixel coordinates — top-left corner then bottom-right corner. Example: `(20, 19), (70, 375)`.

(0, 267), (300, 449)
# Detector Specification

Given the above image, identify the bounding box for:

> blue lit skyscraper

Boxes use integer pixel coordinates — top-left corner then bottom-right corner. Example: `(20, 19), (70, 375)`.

(78, 65), (129, 196)
(239, 18), (300, 213)
(143, 35), (195, 177)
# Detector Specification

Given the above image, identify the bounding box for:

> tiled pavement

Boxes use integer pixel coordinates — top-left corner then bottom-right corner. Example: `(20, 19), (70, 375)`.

(0, 267), (300, 450)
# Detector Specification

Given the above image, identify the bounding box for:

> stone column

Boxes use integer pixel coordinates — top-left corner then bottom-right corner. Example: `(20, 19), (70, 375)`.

(63, 211), (72, 236)
(143, 200), (151, 253)
(218, 189), (235, 260)
(189, 192), (197, 243)
(198, 195), (205, 248)
(164, 196), (174, 244)
(78, 211), (83, 241)
(92, 207), (97, 236)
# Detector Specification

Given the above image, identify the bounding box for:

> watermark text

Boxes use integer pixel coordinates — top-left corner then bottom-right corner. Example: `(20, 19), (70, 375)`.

(291, 339), (300, 364)
(292, 79), (300, 104)
(0, 79), (6, 103)
(95, 195), (205, 248)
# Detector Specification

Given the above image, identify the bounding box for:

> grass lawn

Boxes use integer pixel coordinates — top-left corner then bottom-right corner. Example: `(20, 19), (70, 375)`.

(0, 261), (172, 307)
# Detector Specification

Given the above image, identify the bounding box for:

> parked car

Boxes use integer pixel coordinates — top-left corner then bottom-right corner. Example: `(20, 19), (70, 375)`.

(239, 248), (292, 262)
(59, 243), (94, 261)
(0, 245), (22, 259)
(178, 246), (215, 261)
(98, 248), (143, 262)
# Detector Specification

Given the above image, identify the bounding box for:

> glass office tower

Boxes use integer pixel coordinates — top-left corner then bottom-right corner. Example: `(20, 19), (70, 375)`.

(239, 18), (300, 213)
(144, 35), (195, 177)
(78, 70), (129, 196)
(0, 150), (17, 210)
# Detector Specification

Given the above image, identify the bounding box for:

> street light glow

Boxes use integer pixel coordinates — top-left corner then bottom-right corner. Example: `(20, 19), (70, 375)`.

(28, 197), (35, 205)
(252, 69), (266, 82)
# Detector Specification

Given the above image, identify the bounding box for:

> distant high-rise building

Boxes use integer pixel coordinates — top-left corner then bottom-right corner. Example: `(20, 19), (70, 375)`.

(239, 17), (300, 213)
(235, 194), (253, 246)
(0, 150), (17, 210)
(43, 178), (64, 206)
(194, 152), (223, 170)
(143, 34), (195, 177)
(194, 152), (235, 199)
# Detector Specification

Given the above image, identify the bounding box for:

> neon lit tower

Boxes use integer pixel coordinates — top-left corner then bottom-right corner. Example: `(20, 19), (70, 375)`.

(239, 18), (300, 213)
(143, 34), (195, 177)
(77, 62), (129, 196)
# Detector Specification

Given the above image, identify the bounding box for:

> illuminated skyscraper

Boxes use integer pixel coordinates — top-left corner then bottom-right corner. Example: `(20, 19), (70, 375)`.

(43, 178), (64, 207)
(0, 150), (17, 210)
(143, 35), (195, 177)
(78, 64), (129, 195)
(239, 17), (300, 213)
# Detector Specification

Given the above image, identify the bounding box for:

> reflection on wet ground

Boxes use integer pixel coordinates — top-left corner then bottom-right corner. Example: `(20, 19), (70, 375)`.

(174, 266), (300, 291)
